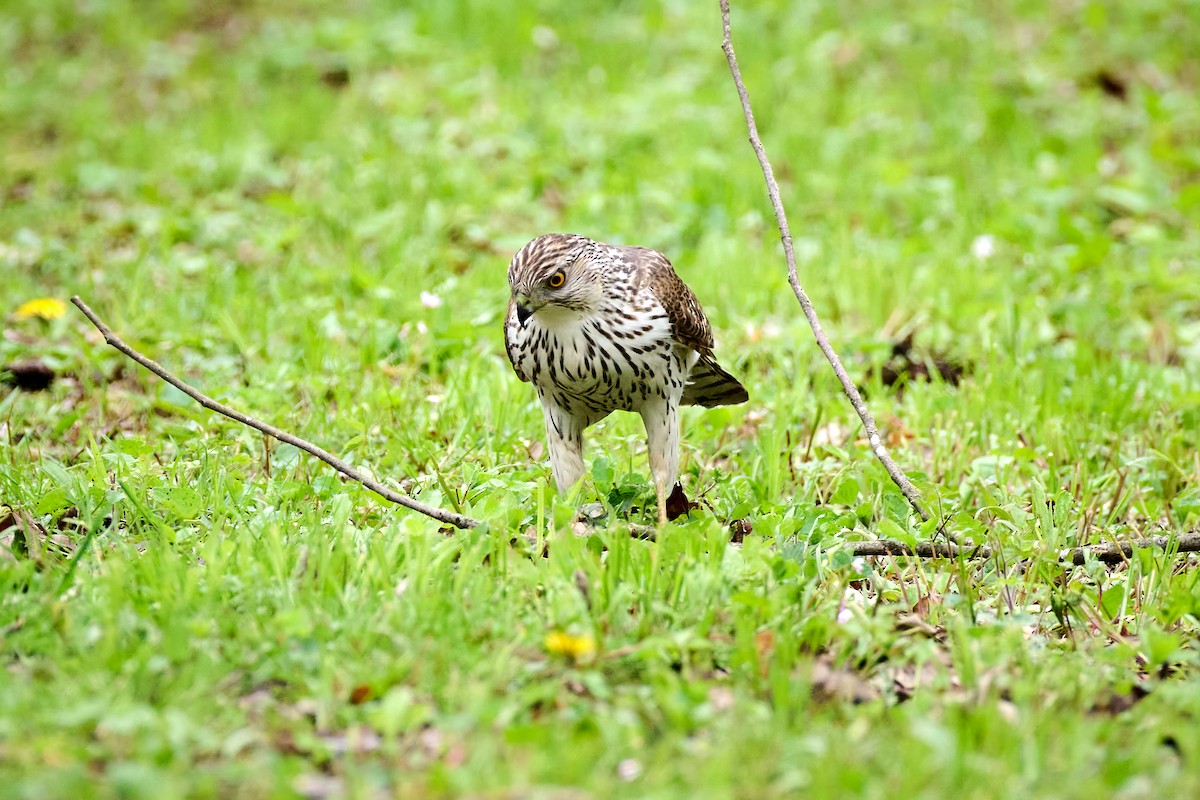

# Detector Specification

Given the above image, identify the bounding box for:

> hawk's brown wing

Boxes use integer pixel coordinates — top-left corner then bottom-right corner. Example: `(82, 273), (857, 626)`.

(634, 247), (715, 355)
(636, 247), (748, 407)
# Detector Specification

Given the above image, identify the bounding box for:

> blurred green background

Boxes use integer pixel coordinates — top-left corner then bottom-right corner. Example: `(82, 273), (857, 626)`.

(2, 0), (1200, 797)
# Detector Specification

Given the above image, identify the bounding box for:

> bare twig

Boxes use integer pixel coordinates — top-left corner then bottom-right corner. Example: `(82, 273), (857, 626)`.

(71, 296), (480, 530)
(719, 0), (930, 521)
(850, 540), (987, 559)
(846, 533), (1200, 563)
(1062, 534), (1200, 565)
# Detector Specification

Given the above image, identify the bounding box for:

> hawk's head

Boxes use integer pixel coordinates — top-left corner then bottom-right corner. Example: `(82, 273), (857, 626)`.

(507, 233), (604, 325)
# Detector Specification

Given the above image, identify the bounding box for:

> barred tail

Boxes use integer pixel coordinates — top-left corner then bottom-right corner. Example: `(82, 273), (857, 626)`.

(682, 355), (749, 408)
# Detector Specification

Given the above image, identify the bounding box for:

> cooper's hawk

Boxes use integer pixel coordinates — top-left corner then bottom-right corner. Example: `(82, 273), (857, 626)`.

(504, 233), (748, 524)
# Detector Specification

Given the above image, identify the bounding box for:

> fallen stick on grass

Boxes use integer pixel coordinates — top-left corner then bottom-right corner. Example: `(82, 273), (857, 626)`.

(847, 535), (1200, 564)
(718, 0), (930, 522)
(1061, 534), (1200, 565)
(71, 296), (480, 530)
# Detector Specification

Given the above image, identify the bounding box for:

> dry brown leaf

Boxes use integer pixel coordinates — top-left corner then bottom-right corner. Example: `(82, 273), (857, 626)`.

(754, 630), (775, 660)
(810, 657), (880, 704)
(884, 415), (916, 448)
(665, 482), (697, 521)
(1, 506), (73, 566)
(520, 438), (545, 461)
(895, 613), (946, 641)
(1090, 683), (1150, 716)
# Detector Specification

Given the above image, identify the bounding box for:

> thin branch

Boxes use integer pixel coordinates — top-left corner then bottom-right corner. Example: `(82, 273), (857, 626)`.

(850, 540), (987, 559)
(847, 533), (1200, 563)
(1062, 534), (1200, 566)
(719, 0), (930, 521)
(71, 296), (480, 530)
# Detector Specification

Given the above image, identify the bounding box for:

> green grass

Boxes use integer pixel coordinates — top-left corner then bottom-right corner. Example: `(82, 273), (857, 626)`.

(3, 0), (1200, 796)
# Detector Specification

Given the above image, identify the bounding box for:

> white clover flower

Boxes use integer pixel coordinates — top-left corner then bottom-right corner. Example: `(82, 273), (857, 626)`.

(971, 234), (996, 260)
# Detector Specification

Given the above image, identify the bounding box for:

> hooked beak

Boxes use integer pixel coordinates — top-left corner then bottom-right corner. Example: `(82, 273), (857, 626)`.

(513, 292), (535, 326)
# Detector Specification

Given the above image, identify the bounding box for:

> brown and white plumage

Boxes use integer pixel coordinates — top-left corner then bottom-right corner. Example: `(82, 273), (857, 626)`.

(503, 233), (748, 523)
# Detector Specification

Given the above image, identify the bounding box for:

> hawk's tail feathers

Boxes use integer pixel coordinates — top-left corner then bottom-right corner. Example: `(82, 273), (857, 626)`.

(682, 355), (749, 408)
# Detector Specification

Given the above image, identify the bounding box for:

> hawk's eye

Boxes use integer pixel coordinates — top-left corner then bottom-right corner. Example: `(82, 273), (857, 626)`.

(546, 270), (566, 289)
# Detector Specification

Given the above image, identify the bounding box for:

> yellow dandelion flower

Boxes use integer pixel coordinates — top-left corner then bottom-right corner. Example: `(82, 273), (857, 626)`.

(544, 631), (596, 661)
(15, 298), (67, 321)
